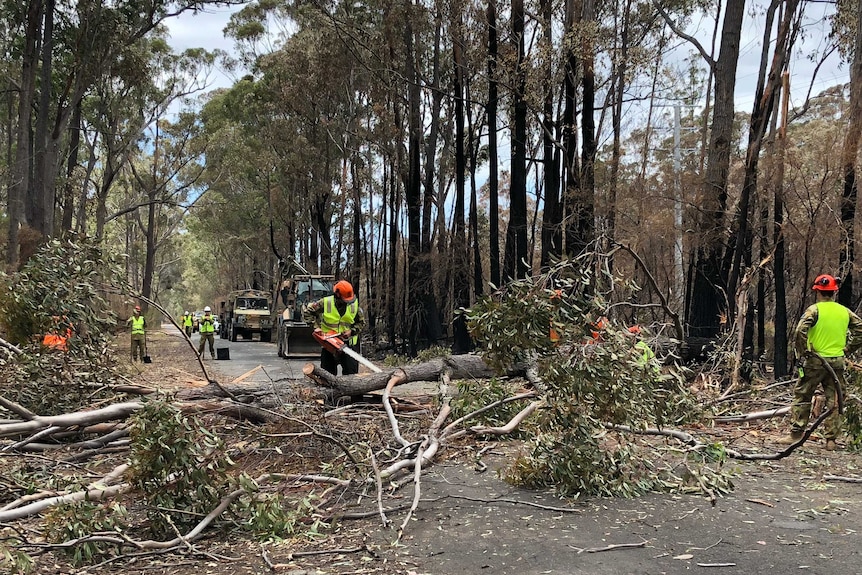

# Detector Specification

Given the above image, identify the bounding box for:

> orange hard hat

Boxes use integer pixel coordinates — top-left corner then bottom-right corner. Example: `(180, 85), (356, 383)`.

(812, 274), (840, 292)
(334, 280), (356, 303)
(627, 325), (641, 334)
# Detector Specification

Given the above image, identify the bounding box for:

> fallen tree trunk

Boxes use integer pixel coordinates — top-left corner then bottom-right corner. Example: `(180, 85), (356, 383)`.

(303, 354), (513, 399)
(177, 354), (521, 403)
(0, 402), (142, 439)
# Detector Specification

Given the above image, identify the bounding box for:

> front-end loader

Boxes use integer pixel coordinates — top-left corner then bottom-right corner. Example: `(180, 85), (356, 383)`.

(275, 259), (334, 358)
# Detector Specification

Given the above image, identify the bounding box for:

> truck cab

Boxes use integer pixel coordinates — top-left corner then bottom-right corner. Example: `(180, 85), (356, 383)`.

(219, 289), (273, 342)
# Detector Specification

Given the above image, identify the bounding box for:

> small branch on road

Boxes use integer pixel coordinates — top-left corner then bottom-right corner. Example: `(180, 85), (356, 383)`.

(569, 541), (646, 554)
(823, 474), (862, 484)
(431, 494), (580, 513)
(261, 544), (370, 568)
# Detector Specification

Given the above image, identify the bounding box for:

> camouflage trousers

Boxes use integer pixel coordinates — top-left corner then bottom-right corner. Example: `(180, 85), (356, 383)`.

(130, 334), (146, 362)
(790, 355), (844, 440)
(198, 333), (215, 357)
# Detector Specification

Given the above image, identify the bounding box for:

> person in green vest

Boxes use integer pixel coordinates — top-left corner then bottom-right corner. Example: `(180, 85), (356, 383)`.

(126, 305), (147, 363)
(304, 280), (366, 375)
(778, 274), (862, 450)
(197, 306), (216, 359)
(182, 310), (193, 337)
(627, 324), (658, 374)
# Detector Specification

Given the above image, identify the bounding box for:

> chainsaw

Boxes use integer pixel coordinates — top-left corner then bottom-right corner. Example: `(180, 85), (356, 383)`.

(312, 330), (381, 373)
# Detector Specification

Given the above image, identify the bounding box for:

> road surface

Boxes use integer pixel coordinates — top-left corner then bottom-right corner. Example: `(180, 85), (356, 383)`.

(164, 323), (317, 385)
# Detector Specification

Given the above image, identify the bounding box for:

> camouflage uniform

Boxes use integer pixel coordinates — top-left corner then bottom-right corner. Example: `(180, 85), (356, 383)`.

(791, 302), (862, 439)
(304, 296), (366, 376)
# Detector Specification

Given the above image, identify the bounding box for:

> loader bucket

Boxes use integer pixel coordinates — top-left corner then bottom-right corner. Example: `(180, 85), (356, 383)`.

(279, 323), (322, 358)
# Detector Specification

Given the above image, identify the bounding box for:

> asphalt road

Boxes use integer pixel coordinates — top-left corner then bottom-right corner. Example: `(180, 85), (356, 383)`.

(165, 323), (317, 385)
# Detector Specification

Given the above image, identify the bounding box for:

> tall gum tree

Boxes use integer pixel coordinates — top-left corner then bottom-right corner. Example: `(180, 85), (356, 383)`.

(657, 0), (745, 337)
(5, 0), (243, 268)
(838, 0), (862, 308)
(504, 0), (528, 280)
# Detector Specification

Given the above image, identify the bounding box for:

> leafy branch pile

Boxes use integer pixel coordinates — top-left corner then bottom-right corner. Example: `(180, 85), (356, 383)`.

(0, 239), (126, 415)
(465, 258), (730, 498)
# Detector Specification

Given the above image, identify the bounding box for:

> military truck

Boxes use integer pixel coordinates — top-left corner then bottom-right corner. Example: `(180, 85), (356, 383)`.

(219, 289), (273, 342)
(274, 258), (334, 358)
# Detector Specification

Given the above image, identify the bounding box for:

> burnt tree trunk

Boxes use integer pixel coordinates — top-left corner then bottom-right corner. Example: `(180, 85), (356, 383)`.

(838, 0), (862, 308)
(686, 0), (744, 338)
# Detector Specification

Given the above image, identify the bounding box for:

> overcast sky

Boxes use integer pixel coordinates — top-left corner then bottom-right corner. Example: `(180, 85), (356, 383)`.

(163, 3), (850, 117)
(164, 5), (241, 91)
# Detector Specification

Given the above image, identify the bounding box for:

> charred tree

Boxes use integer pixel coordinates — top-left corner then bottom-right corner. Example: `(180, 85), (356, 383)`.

(838, 0), (862, 308)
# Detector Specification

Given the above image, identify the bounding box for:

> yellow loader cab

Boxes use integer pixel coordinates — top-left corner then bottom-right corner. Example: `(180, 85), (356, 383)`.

(276, 274), (334, 358)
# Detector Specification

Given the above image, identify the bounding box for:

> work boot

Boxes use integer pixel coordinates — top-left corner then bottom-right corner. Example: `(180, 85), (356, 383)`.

(777, 431), (804, 445)
(825, 439), (837, 451)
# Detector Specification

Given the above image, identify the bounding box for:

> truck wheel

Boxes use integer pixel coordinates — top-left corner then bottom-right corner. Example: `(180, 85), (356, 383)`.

(230, 324), (238, 342)
(261, 330), (271, 343)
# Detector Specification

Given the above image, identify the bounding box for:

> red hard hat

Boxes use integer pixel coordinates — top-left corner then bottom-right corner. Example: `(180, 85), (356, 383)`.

(334, 280), (356, 303)
(812, 274), (840, 292)
(134, 305), (141, 311)
(627, 325), (641, 334)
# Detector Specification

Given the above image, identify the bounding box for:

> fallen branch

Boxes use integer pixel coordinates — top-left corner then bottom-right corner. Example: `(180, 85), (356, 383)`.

(823, 474), (862, 484)
(440, 391), (538, 440)
(382, 371), (412, 448)
(0, 482), (132, 522)
(397, 440), (426, 542)
(465, 400), (544, 437)
(0, 336), (23, 355)
(723, 408), (832, 461)
(0, 402), (142, 439)
(570, 541), (646, 554)
(261, 544), (368, 568)
(609, 409), (831, 462)
(744, 498), (774, 507)
(0, 394), (36, 420)
(607, 424), (697, 446)
(713, 407), (789, 423)
(394, 396), (456, 540)
(2, 425), (64, 452)
(435, 494), (580, 513)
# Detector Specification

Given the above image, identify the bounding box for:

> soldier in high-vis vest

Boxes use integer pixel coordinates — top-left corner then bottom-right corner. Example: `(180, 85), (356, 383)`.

(182, 310), (193, 337)
(304, 280), (366, 375)
(197, 306), (216, 359)
(778, 274), (862, 450)
(126, 305), (147, 362)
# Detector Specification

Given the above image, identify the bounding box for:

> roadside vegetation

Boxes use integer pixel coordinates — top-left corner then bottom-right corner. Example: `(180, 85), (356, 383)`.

(2, 242), (861, 573)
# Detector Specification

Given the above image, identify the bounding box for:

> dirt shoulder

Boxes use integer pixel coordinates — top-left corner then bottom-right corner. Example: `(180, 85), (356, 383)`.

(37, 331), (862, 574)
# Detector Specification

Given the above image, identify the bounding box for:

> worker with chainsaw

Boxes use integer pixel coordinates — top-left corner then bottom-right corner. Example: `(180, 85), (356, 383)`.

(304, 280), (366, 375)
(182, 310), (193, 337)
(197, 306), (216, 359)
(779, 274), (862, 450)
(126, 305), (147, 363)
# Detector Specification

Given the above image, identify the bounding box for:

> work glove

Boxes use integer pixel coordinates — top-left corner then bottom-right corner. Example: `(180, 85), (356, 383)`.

(340, 329), (352, 341)
(795, 355), (806, 377)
